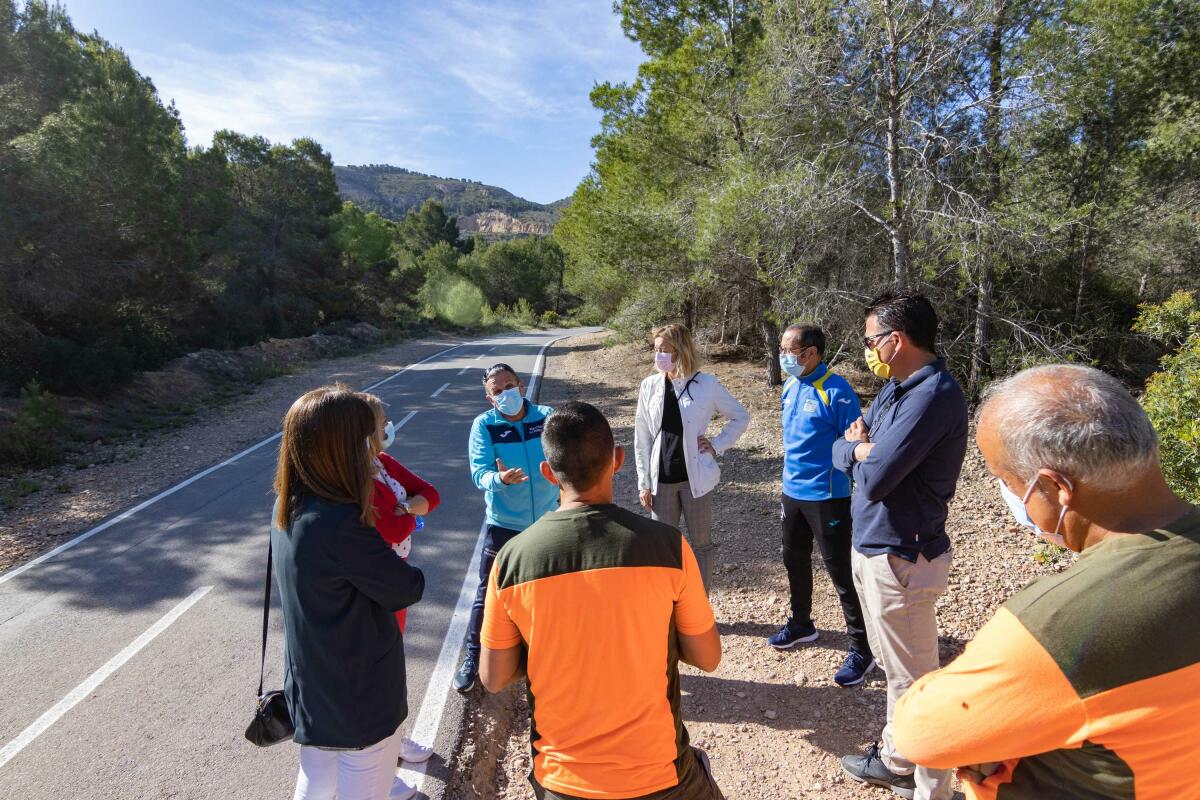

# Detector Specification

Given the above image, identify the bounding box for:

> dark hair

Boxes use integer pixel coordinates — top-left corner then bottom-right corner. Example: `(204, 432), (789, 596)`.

(542, 402), (614, 491)
(784, 323), (826, 356)
(482, 363), (518, 385)
(865, 288), (938, 352)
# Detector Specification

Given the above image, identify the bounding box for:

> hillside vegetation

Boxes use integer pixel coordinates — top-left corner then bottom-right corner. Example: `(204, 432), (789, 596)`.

(334, 164), (560, 236)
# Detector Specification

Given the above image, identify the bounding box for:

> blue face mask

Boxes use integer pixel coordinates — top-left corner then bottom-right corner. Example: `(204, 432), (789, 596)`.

(779, 354), (803, 377)
(998, 477), (1071, 548)
(494, 386), (524, 416)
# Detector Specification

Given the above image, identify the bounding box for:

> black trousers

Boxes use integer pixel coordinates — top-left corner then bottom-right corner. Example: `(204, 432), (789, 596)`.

(465, 523), (522, 659)
(781, 494), (871, 656)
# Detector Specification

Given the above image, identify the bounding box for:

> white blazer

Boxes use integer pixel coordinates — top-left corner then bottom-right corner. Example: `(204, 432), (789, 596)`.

(634, 370), (750, 499)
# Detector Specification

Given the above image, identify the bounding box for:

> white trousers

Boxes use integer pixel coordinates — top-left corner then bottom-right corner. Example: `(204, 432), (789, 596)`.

(292, 728), (403, 800)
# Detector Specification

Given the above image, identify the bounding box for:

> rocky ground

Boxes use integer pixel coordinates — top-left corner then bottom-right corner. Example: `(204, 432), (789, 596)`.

(0, 334), (467, 574)
(445, 331), (1073, 800)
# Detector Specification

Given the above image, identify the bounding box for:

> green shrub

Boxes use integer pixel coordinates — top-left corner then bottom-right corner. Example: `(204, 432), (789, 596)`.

(539, 310), (561, 327)
(510, 298), (535, 328)
(1134, 291), (1200, 503)
(439, 278), (486, 327)
(0, 381), (67, 470)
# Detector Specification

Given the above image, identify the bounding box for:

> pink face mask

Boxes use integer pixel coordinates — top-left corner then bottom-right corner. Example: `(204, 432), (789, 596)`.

(655, 352), (675, 372)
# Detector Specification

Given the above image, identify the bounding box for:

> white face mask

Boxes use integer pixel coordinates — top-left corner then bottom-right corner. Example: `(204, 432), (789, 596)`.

(381, 420), (395, 450)
(655, 351), (675, 373)
(998, 476), (1072, 547)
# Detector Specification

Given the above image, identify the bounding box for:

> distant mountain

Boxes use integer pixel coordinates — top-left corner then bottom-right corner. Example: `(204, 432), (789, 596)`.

(333, 164), (564, 238)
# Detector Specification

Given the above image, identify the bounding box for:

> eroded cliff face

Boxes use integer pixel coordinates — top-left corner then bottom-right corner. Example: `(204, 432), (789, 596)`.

(458, 209), (552, 236)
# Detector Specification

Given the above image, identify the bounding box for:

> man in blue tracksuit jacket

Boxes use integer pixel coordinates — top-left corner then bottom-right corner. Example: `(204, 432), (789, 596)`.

(769, 324), (875, 688)
(455, 361), (558, 692)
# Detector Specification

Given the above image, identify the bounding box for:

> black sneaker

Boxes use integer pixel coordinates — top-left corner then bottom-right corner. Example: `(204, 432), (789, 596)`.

(766, 620), (819, 650)
(841, 742), (916, 799)
(453, 654), (478, 694)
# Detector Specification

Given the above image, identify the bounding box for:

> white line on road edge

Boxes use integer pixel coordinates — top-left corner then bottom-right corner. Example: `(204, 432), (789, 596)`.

(0, 585), (213, 771)
(394, 410), (418, 430)
(0, 343), (467, 587)
(394, 521), (487, 795)
(430, 382), (451, 398)
(394, 333), (571, 797)
(457, 365), (473, 376)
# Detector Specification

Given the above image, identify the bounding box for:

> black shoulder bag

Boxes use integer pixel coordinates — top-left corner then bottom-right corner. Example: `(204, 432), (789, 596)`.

(244, 534), (294, 747)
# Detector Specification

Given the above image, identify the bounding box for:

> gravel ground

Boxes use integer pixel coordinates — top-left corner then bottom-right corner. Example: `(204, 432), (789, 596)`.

(0, 335), (467, 575)
(447, 331), (1072, 800)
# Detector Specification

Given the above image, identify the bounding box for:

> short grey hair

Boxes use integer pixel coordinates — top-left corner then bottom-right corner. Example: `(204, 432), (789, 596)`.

(978, 364), (1158, 488)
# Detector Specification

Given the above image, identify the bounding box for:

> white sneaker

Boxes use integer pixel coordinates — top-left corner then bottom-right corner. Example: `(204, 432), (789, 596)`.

(389, 773), (417, 800)
(399, 737), (433, 764)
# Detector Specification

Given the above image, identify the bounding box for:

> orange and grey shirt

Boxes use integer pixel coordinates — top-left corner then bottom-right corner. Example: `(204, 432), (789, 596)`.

(481, 503), (715, 799)
(894, 506), (1200, 799)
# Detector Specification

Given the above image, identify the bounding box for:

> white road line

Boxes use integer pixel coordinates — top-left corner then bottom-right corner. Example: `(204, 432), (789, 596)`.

(394, 521), (487, 795)
(457, 365), (473, 376)
(430, 382), (451, 398)
(394, 333), (569, 796)
(393, 410), (418, 430)
(0, 343), (466, 587)
(0, 585), (213, 771)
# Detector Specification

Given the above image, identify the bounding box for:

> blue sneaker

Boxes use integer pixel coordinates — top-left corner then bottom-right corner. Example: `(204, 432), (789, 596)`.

(834, 649), (876, 687)
(767, 620), (819, 650)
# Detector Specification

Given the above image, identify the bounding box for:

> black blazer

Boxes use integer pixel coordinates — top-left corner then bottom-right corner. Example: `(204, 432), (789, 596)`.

(271, 492), (425, 748)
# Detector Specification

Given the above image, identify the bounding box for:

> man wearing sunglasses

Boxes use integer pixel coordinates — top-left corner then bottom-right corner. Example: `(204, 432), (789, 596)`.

(832, 289), (968, 800)
(455, 362), (558, 693)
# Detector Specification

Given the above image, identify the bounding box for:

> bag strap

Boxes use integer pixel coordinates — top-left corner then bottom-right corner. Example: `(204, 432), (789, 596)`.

(257, 534), (273, 699)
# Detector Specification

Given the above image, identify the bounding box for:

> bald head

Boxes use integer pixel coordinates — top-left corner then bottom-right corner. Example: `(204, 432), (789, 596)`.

(978, 364), (1158, 489)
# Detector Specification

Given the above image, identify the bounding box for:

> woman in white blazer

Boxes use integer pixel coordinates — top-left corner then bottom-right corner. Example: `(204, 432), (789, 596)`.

(634, 323), (750, 593)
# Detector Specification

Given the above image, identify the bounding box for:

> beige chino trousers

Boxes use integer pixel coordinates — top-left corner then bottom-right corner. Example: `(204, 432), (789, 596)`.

(851, 548), (955, 800)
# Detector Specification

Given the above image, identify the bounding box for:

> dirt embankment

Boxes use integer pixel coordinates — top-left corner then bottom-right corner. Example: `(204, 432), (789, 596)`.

(0, 330), (467, 574)
(445, 331), (1070, 800)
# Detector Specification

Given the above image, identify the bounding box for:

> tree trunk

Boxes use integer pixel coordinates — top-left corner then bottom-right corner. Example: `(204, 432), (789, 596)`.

(970, 6), (1006, 401)
(883, 0), (910, 285)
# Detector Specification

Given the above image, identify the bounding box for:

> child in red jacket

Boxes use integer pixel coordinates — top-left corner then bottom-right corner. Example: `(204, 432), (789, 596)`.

(363, 394), (440, 632)
(362, 393), (440, 774)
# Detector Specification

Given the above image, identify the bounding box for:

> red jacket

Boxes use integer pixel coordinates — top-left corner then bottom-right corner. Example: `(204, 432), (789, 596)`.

(371, 453), (440, 546)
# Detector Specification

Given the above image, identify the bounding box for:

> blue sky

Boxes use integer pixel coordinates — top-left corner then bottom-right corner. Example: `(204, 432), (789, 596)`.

(58, 0), (645, 204)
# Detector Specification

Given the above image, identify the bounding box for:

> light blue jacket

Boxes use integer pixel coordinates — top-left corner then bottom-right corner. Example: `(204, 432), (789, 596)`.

(782, 363), (861, 501)
(468, 400), (559, 530)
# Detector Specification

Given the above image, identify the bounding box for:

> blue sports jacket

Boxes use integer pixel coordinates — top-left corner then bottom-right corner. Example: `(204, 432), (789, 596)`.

(832, 358), (968, 562)
(781, 363), (862, 501)
(468, 400), (559, 530)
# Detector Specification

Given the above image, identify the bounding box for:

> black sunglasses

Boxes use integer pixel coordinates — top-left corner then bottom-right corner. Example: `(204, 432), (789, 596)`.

(863, 330), (896, 349)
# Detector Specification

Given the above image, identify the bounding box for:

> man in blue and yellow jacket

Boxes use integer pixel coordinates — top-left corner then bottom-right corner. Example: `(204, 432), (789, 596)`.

(455, 362), (558, 692)
(769, 324), (874, 688)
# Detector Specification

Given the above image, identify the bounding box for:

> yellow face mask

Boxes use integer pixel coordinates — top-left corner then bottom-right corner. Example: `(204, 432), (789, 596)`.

(865, 346), (891, 379)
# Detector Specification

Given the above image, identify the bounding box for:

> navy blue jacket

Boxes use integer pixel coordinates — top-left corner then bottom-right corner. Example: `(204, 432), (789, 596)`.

(832, 358), (967, 562)
(272, 493), (425, 748)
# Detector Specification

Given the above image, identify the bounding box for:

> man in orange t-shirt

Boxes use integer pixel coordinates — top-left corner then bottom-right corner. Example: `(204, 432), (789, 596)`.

(480, 401), (724, 800)
(893, 364), (1200, 799)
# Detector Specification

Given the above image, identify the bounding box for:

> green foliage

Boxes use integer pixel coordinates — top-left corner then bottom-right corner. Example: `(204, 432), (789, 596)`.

(1135, 292), (1200, 502)
(0, 381), (66, 469)
(461, 236), (567, 313)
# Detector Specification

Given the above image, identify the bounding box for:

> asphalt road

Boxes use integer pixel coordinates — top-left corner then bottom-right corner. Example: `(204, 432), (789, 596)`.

(0, 327), (594, 800)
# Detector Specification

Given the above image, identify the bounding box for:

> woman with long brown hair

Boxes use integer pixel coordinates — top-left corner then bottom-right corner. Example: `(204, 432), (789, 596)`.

(271, 385), (425, 800)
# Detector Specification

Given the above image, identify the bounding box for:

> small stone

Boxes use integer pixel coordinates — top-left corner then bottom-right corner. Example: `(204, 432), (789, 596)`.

(736, 691), (746, 699)
(764, 709), (778, 720)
